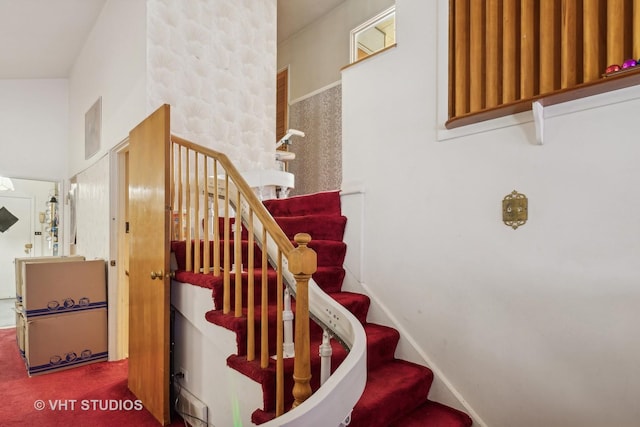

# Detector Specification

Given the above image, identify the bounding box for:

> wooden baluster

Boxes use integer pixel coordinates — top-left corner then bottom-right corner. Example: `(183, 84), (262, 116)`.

(203, 156), (210, 275)
(289, 233), (317, 409)
(583, 0), (604, 82)
(170, 142), (175, 240)
(502, 0), (518, 103)
(469, 0), (485, 112)
(520, 0), (536, 98)
(276, 251), (284, 416)
(185, 150), (192, 272)
(193, 154), (201, 274)
(223, 173), (231, 314)
(540, 0), (560, 93)
(212, 160), (220, 277)
(260, 227), (269, 369)
(171, 143), (184, 240)
(485, 0), (500, 108)
(247, 207), (255, 362)
(177, 145), (183, 241)
(452, 0), (470, 116)
(561, 0), (579, 88)
(607, 0), (625, 66)
(234, 188), (243, 317)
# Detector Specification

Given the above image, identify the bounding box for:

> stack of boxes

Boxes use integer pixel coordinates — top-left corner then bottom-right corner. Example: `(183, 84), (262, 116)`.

(14, 257), (108, 376)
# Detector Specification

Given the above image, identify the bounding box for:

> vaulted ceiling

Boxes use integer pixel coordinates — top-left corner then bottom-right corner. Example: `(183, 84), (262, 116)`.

(0, 0), (345, 79)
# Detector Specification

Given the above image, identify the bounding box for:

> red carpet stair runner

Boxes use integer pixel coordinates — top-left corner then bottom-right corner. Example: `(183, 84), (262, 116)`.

(171, 191), (472, 427)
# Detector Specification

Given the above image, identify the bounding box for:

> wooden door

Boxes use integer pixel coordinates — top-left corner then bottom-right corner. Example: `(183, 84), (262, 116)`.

(127, 104), (171, 425)
(276, 67), (288, 141)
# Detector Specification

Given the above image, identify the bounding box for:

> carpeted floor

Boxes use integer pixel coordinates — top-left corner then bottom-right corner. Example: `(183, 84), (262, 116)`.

(0, 327), (184, 426)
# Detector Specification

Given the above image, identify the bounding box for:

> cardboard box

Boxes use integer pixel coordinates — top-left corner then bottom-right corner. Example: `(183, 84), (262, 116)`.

(15, 303), (25, 359)
(22, 259), (106, 318)
(24, 308), (108, 376)
(15, 256), (85, 303)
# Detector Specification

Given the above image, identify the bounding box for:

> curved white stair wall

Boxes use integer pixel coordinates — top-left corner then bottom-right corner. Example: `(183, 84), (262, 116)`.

(171, 281), (265, 427)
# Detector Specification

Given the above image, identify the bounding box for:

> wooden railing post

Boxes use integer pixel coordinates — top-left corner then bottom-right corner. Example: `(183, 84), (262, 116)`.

(288, 233), (317, 408)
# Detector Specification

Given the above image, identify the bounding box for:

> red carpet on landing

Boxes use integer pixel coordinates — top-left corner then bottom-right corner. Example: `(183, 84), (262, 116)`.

(0, 327), (183, 427)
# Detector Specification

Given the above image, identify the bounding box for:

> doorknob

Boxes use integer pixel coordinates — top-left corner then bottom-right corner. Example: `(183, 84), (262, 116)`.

(150, 271), (164, 280)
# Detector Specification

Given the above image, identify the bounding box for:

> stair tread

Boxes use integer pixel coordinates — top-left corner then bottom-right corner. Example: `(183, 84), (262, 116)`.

(349, 360), (434, 427)
(388, 400), (473, 427)
(327, 291), (370, 324)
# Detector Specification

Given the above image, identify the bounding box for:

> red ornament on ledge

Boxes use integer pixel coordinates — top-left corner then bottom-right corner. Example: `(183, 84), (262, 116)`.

(605, 64), (621, 74)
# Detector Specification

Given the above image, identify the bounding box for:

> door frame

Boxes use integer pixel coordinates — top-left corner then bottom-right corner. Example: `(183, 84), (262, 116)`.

(108, 137), (130, 361)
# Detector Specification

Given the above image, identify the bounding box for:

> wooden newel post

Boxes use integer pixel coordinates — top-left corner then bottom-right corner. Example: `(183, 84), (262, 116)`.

(289, 233), (317, 409)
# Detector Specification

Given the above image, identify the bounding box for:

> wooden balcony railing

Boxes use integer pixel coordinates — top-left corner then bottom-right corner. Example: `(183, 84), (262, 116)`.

(448, 0), (640, 127)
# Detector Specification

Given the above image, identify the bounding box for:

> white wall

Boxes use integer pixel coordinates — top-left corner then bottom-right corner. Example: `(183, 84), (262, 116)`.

(0, 79), (68, 181)
(68, 0), (147, 178)
(69, 0), (147, 257)
(172, 283), (265, 427)
(277, 0), (394, 101)
(66, 0), (147, 360)
(73, 154), (110, 261)
(342, 1), (640, 426)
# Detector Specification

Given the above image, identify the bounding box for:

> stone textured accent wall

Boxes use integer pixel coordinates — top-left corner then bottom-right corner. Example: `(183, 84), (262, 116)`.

(147, 0), (276, 172)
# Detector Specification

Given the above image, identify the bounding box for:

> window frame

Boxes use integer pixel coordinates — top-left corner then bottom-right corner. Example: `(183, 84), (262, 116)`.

(350, 6), (396, 64)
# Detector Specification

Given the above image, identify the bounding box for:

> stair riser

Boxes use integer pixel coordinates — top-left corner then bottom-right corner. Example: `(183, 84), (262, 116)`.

(274, 216), (347, 241)
(263, 191), (342, 217)
(172, 239), (347, 271)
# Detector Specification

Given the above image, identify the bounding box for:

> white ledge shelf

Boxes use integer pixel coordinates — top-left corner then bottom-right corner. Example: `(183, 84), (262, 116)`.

(445, 67), (640, 131)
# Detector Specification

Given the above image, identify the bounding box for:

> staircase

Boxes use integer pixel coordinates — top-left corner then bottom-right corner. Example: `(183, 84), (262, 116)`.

(174, 191), (472, 426)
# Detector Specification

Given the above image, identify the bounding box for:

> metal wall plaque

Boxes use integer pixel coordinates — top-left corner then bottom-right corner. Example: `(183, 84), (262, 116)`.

(502, 190), (528, 230)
